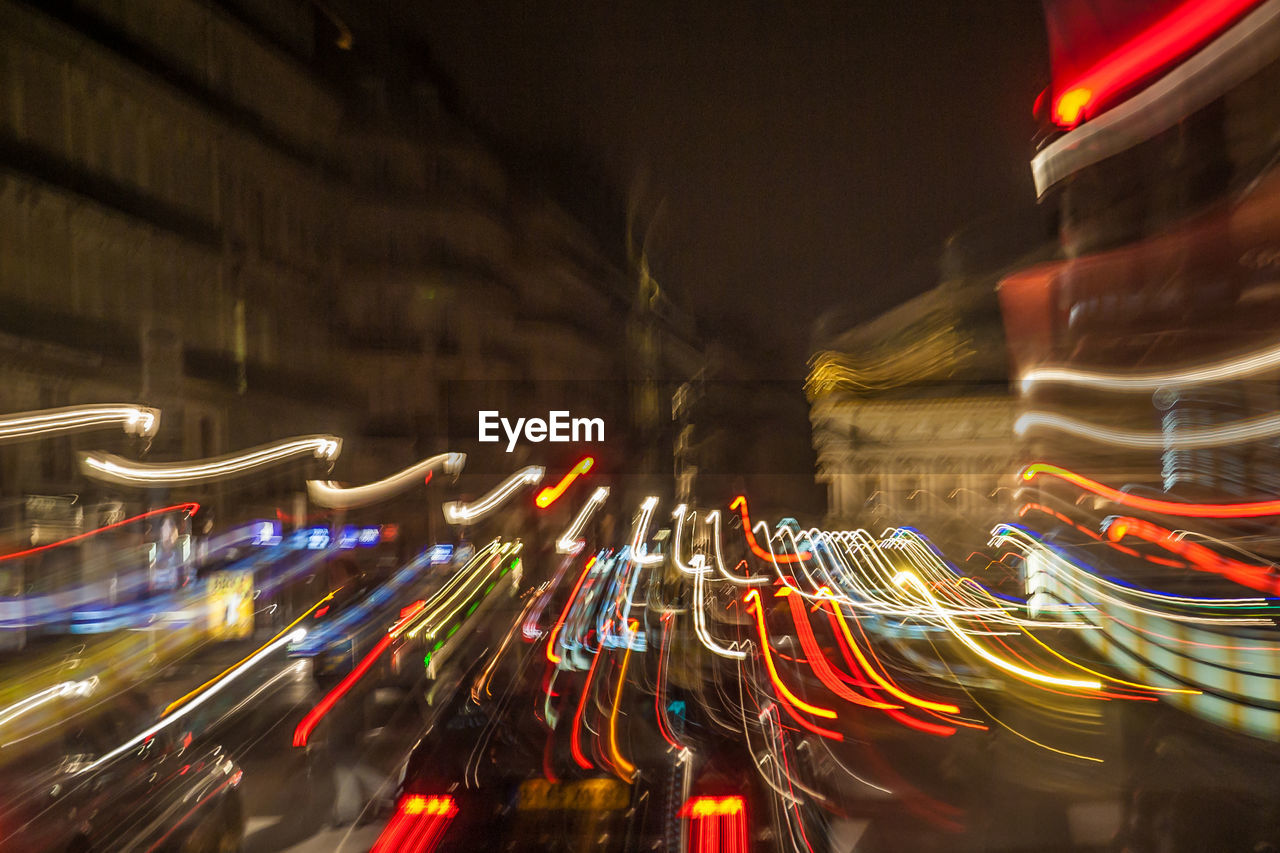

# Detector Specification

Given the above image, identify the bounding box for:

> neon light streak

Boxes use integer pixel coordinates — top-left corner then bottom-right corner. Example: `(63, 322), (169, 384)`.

(893, 570), (1101, 690)
(307, 452), (463, 509)
(1051, 0), (1261, 126)
(743, 590), (837, 720)
(403, 542), (509, 640)
(81, 436), (340, 486)
(535, 456), (594, 508)
(1018, 503), (1189, 570)
(1023, 462), (1280, 518)
(1106, 516), (1280, 596)
(443, 466), (544, 524)
(730, 496), (811, 563)
(0, 502), (198, 564)
(0, 404), (159, 441)
(292, 600), (426, 747)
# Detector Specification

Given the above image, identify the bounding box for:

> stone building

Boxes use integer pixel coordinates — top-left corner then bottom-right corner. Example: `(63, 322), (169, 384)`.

(808, 274), (1020, 531)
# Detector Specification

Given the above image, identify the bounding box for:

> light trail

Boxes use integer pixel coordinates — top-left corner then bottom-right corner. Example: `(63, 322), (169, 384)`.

(1020, 336), (1280, 392)
(307, 452), (464, 509)
(730, 496), (811, 563)
(81, 436), (340, 486)
(443, 466), (544, 524)
(628, 496), (663, 566)
(293, 599), (427, 747)
(79, 627), (308, 774)
(557, 487), (609, 554)
(743, 590), (838, 720)
(0, 502), (198, 564)
(163, 589), (338, 716)
(0, 404), (159, 442)
(535, 456), (594, 508)
(1015, 409), (1280, 449)
(893, 570), (1101, 690)
(1022, 462), (1280, 518)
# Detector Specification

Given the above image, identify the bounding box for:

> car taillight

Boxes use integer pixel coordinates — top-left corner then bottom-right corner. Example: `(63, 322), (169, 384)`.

(370, 794), (459, 853)
(681, 795), (748, 853)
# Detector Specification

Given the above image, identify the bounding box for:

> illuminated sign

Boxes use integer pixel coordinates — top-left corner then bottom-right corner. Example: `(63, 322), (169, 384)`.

(338, 526), (382, 549)
(302, 526), (331, 550)
(251, 520), (282, 546)
(207, 570), (254, 640)
(425, 543), (453, 564)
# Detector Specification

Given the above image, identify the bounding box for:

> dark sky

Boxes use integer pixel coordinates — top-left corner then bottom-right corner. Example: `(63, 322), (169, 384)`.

(407, 1), (1050, 378)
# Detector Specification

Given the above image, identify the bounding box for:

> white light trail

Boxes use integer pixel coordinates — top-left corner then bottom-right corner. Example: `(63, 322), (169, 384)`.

(1020, 337), (1280, 393)
(0, 405), (159, 442)
(80, 436), (340, 486)
(443, 466), (544, 524)
(1015, 410), (1280, 449)
(307, 452), (465, 509)
(628, 496), (663, 566)
(77, 628), (305, 774)
(706, 510), (769, 586)
(671, 505), (698, 574)
(556, 486), (610, 554)
(692, 556), (748, 660)
(0, 677), (98, 729)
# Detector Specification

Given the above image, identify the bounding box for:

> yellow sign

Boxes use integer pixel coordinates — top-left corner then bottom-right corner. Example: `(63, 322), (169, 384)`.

(517, 778), (629, 812)
(207, 570), (254, 640)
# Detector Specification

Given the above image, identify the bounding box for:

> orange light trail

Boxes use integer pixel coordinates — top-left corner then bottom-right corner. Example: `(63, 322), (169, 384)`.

(1107, 516), (1280, 596)
(607, 622), (638, 780)
(535, 456), (594, 508)
(784, 590), (900, 710)
(743, 590), (837, 720)
(729, 495), (811, 563)
(820, 594), (960, 715)
(1023, 463), (1280, 518)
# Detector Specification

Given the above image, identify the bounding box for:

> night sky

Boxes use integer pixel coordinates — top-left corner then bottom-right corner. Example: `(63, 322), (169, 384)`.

(407, 1), (1050, 379)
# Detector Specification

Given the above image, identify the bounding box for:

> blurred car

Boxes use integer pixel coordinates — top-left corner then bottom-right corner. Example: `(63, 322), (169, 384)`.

(369, 671), (660, 853)
(0, 695), (244, 852)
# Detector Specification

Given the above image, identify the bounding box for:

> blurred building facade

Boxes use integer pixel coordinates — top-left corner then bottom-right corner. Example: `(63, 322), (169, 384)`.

(808, 269), (1020, 531)
(0, 0), (703, 590)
